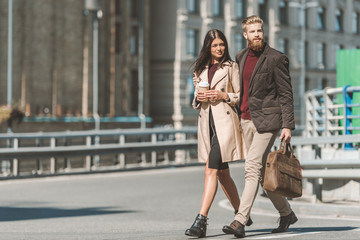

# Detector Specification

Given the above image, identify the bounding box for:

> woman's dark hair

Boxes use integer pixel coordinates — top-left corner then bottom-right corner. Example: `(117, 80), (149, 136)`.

(193, 29), (232, 77)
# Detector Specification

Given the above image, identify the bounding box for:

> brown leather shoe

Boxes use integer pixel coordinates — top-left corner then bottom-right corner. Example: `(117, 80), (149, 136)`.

(246, 216), (253, 227)
(222, 220), (245, 238)
(234, 210), (253, 227)
(272, 211), (298, 233)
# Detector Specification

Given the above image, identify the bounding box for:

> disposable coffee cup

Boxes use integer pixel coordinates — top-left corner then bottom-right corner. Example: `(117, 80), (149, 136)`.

(198, 82), (209, 102)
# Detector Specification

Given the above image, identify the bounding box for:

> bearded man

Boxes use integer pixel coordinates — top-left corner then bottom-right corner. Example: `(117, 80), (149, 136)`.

(222, 15), (298, 238)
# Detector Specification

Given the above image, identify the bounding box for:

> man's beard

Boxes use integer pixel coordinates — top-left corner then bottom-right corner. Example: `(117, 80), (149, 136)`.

(249, 38), (264, 52)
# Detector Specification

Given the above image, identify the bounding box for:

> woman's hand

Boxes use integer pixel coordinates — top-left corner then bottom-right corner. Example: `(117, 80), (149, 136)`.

(196, 92), (207, 102)
(205, 90), (229, 102)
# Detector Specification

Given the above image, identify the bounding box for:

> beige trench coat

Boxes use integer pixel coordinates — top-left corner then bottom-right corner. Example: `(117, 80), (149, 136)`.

(192, 61), (247, 163)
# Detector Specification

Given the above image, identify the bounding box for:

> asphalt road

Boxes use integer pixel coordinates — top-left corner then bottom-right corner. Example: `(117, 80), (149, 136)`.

(0, 163), (359, 240)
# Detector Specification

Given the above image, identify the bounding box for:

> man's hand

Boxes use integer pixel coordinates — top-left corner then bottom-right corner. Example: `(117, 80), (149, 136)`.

(280, 128), (292, 143)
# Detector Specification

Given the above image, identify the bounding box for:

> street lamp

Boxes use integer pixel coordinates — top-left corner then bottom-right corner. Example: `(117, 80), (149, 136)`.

(84, 0), (103, 131)
(84, 0), (103, 168)
(289, 0), (318, 128)
(7, 0), (13, 133)
(138, 0), (146, 129)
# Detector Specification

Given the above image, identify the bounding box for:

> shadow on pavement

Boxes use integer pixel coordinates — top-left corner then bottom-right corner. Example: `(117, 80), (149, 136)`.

(246, 226), (358, 237)
(0, 206), (136, 221)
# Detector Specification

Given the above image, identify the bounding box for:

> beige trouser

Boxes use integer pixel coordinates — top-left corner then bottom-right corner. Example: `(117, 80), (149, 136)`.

(235, 119), (292, 225)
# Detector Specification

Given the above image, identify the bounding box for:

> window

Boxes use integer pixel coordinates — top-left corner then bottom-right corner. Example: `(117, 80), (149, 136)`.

(278, 0), (288, 25)
(335, 44), (344, 64)
(277, 38), (288, 54)
(335, 9), (343, 32)
(305, 7), (310, 28)
(258, 0), (268, 22)
(187, 0), (199, 14)
(115, 22), (122, 53)
(115, 1), (122, 53)
(305, 77), (311, 91)
(130, 26), (138, 55)
(352, 11), (360, 34)
(212, 0), (223, 17)
(297, 41), (303, 64)
(305, 41), (309, 67)
(131, 70), (139, 112)
(130, 0), (139, 18)
(317, 6), (326, 30)
(298, 7), (303, 27)
(321, 78), (329, 89)
(187, 75), (195, 106)
(317, 42), (325, 69)
(235, 33), (243, 52)
(235, 0), (244, 19)
(187, 29), (199, 56)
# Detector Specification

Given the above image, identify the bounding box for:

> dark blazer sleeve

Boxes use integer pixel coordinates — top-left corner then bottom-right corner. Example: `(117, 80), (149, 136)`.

(273, 54), (295, 130)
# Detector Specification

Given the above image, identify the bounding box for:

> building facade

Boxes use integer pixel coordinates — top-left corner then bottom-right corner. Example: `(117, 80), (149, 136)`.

(0, 0), (360, 131)
(151, 0), (360, 128)
(0, 0), (150, 124)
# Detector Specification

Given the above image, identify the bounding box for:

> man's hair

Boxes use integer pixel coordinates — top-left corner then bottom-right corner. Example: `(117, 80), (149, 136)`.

(242, 15), (263, 32)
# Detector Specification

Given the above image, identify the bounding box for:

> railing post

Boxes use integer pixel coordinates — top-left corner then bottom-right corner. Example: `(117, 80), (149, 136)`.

(86, 136), (92, 171)
(12, 138), (18, 176)
(175, 132), (186, 164)
(343, 85), (354, 150)
(93, 135), (100, 168)
(151, 133), (157, 166)
(50, 137), (56, 174)
(118, 135), (125, 168)
(64, 137), (71, 171)
(36, 137), (43, 174)
(313, 178), (323, 202)
(2, 138), (12, 175)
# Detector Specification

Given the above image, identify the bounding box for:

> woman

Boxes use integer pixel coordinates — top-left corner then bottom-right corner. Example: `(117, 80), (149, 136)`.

(185, 29), (251, 238)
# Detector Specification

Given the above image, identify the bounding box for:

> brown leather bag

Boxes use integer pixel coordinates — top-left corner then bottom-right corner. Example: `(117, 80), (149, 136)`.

(263, 140), (302, 198)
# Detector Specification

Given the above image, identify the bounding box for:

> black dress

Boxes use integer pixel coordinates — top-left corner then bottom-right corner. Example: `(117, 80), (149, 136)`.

(207, 63), (229, 170)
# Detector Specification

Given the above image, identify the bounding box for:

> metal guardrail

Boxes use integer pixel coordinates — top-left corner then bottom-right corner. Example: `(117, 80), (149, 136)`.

(276, 133), (360, 174)
(279, 133), (360, 202)
(304, 86), (360, 150)
(0, 127), (198, 177)
(0, 126), (359, 183)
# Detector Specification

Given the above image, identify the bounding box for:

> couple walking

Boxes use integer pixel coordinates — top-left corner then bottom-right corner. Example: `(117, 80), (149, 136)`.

(185, 15), (297, 238)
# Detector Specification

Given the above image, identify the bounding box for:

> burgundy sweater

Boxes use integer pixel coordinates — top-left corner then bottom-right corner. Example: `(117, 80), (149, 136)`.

(240, 49), (260, 120)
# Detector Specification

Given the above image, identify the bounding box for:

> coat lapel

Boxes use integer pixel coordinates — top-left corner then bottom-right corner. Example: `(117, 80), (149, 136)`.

(250, 44), (269, 83)
(198, 67), (209, 84)
(210, 64), (228, 88)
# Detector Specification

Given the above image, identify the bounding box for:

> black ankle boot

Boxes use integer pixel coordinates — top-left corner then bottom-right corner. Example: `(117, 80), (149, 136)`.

(185, 214), (208, 238)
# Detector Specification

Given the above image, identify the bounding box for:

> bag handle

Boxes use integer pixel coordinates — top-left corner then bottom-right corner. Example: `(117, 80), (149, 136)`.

(279, 139), (294, 158)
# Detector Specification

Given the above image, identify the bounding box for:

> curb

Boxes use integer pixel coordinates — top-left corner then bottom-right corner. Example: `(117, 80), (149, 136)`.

(252, 194), (360, 218)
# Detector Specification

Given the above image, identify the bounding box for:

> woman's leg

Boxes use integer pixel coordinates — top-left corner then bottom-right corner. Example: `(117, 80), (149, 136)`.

(218, 168), (240, 211)
(199, 160), (219, 216)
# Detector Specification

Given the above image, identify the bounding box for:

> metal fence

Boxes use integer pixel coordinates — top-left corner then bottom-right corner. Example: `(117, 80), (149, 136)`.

(0, 123), (359, 183)
(304, 85), (360, 150)
(0, 127), (198, 178)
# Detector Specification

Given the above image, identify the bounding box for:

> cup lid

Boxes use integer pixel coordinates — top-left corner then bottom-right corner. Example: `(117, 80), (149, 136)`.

(198, 82), (209, 87)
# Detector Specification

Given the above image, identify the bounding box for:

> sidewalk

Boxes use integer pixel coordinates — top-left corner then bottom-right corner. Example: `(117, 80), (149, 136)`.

(252, 192), (360, 218)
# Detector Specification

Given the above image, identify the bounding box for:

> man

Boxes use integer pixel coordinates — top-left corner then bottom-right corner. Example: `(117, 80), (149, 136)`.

(222, 15), (297, 238)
